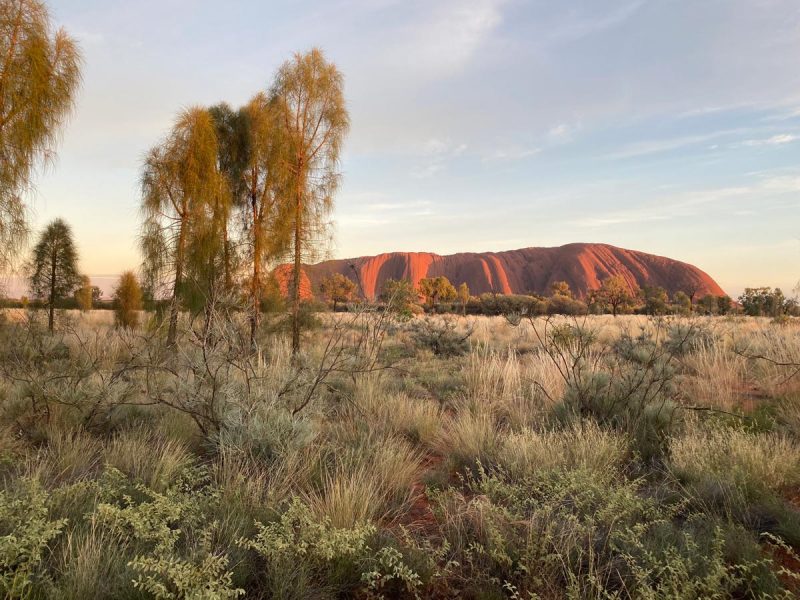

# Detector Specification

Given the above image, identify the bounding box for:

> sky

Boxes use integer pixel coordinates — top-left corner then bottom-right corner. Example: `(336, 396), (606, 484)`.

(17, 0), (800, 297)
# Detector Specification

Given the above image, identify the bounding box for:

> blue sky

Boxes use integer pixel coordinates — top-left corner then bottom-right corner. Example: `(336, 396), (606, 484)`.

(25, 0), (800, 296)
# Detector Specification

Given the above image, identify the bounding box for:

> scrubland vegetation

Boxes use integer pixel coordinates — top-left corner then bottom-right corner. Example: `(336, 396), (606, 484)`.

(1, 308), (800, 599)
(2, 1), (800, 597)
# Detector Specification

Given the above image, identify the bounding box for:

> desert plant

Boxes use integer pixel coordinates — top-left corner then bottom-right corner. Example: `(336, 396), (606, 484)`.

(0, 0), (82, 271)
(73, 275), (93, 312)
(319, 272), (358, 311)
(112, 270), (143, 329)
(240, 498), (425, 599)
(28, 219), (81, 331)
(271, 48), (349, 355)
(407, 316), (472, 357)
(0, 480), (66, 597)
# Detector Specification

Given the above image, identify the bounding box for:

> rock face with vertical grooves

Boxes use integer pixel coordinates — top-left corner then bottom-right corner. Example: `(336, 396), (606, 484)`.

(275, 243), (726, 300)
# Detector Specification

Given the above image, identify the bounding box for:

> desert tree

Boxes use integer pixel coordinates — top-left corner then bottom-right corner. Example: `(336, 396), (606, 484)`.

(738, 287), (786, 317)
(457, 282), (470, 315)
(641, 285), (668, 315)
(0, 0), (81, 271)
(214, 95), (291, 347)
(28, 218), (80, 330)
(672, 291), (692, 316)
(73, 273), (92, 310)
(113, 270), (142, 329)
(140, 107), (222, 347)
(380, 278), (418, 317)
(549, 280), (572, 298)
(208, 102), (248, 289)
(592, 275), (636, 316)
(418, 276), (457, 310)
(270, 48), (349, 354)
(697, 294), (718, 316)
(717, 294), (732, 315)
(319, 272), (356, 311)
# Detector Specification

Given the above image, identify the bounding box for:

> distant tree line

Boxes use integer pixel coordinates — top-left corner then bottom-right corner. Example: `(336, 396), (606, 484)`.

(314, 272), (798, 319)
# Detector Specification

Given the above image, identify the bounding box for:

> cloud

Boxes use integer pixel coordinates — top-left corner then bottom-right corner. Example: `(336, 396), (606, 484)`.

(547, 122), (581, 143)
(573, 172), (800, 228)
(541, 1), (645, 46)
(411, 138), (469, 177)
(365, 200), (431, 211)
(605, 128), (752, 159)
(742, 133), (799, 146)
(379, 0), (507, 78)
(338, 196), (435, 227)
(482, 145), (540, 162)
(410, 163), (444, 179)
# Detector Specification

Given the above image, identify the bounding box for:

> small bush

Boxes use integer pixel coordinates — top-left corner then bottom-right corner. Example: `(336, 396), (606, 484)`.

(670, 426), (800, 495)
(0, 480), (66, 597)
(435, 411), (503, 473)
(113, 271), (143, 330)
(240, 498), (427, 599)
(496, 421), (628, 479)
(406, 316), (472, 357)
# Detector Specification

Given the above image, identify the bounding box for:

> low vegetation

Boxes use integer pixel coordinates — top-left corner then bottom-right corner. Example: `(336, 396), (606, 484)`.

(0, 309), (798, 598)
(1, 1), (799, 598)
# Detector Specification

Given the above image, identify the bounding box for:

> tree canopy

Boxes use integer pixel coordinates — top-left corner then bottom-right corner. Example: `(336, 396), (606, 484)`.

(418, 276), (457, 309)
(319, 272), (357, 311)
(28, 218), (80, 330)
(140, 106), (223, 346)
(0, 0), (81, 270)
(270, 48), (349, 354)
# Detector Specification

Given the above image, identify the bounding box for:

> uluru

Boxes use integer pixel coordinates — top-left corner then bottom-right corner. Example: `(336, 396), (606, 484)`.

(281, 243), (726, 301)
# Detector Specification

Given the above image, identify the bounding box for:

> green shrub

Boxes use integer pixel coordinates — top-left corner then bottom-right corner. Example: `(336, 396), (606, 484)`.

(0, 480), (66, 597)
(432, 466), (788, 598)
(406, 316), (472, 357)
(94, 465), (243, 599)
(240, 498), (425, 599)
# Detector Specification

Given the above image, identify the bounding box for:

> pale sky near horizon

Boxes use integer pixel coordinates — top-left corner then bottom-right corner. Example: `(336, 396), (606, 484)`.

(16, 0), (800, 297)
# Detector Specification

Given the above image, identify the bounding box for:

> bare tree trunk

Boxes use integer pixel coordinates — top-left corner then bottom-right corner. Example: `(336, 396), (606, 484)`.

(292, 178), (304, 356)
(48, 245), (56, 332)
(250, 193), (260, 349)
(167, 219), (187, 348)
(291, 206), (302, 356)
(223, 221), (232, 290)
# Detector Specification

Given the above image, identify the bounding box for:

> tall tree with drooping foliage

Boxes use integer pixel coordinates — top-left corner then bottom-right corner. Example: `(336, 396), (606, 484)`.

(208, 102), (249, 290)
(0, 0), (82, 271)
(74, 274), (92, 311)
(28, 218), (80, 331)
(211, 95), (291, 347)
(270, 48), (349, 355)
(140, 107), (222, 347)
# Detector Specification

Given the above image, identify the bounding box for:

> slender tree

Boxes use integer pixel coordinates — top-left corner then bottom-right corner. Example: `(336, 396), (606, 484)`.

(28, 218), (80, 330)
(74, 273), (92, 311)
(210, 96), (292, 348)
(208, 103), (248, 290)
(140, 107), (221, 347)
(113, 270), (143, 329)
(457, 282), (470, 315)
(270, 48), (349, 355)
(0, 0), (81, 270)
